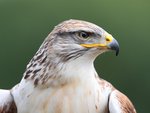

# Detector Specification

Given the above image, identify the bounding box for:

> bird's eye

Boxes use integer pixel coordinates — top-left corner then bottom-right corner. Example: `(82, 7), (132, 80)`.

(78, 31), (89, 39)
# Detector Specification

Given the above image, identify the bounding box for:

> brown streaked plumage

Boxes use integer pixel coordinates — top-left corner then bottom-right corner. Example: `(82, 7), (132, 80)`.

(0, 90), (17, 113)
(0, 19), (136, 113)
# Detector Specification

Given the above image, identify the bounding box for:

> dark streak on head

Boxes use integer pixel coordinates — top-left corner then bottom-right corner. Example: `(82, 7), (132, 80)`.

(33, 68), (41, 74)
(24, 74), (30, 79)
(33, 63), (37, 67)
(24, 70), (33, 79)
(41, 56), (47, 64)
(34, 78), (39, 86)
(60, 49), (88, 62)
(31, 74), (36, 80)
(26, 70), (32, 76)
(35, 51), (45, 61)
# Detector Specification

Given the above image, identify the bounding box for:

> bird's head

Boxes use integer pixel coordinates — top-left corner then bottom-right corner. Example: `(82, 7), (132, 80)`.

(24, 19), (119, 86)
(47, 19), (119, 62)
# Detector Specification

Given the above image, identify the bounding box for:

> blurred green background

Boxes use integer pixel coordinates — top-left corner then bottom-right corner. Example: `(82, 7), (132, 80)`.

(0, 0), (149, 112)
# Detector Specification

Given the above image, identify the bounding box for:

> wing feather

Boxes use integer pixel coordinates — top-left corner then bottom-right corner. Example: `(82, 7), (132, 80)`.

(109, 90), (136, 113)
(0, 90), (17, 113)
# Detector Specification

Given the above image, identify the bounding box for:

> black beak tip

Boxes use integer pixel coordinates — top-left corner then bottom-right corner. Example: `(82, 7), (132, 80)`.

(108, 39), (120, 56)
(115, 48), (119, 56)
(110, 45), (119, 56)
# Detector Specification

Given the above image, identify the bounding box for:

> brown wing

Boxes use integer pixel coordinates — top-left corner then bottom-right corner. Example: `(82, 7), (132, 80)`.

(109, 90), (136, 113)
(0, 90), (17, 113)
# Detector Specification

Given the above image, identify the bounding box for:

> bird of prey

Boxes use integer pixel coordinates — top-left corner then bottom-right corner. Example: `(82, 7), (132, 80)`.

(0, 19), (136, 113)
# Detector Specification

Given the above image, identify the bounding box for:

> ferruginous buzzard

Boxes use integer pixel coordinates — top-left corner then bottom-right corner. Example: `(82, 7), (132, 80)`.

(0, 19), (136, 113)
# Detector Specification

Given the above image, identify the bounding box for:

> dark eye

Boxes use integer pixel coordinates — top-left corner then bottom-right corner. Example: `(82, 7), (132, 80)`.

(78, 31), (89, 39)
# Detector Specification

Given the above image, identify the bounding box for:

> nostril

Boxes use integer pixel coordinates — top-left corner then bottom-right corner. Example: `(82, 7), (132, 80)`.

(105, 34), (113, 42)
(106, 37), (110, 42)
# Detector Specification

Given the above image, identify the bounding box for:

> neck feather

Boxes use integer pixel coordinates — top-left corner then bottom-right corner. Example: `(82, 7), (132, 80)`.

(22, 36), (98, 87)
(23, 49), (97, 88)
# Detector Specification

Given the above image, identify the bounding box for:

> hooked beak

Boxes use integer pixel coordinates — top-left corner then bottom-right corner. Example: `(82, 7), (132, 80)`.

(80, 34), (119, 56)
(107, 38), (119, 56)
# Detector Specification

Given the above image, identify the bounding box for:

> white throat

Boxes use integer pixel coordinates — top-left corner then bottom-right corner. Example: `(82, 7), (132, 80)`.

(52, 55), (97, 86)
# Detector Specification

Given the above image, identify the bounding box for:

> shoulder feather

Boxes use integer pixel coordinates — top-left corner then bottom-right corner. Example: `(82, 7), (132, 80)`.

(109, 90), (136, 113)
(0, 90), (17, 113)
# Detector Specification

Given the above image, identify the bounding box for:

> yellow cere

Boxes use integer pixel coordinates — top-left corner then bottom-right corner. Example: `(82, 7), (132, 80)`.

(105, 34), (113, 43)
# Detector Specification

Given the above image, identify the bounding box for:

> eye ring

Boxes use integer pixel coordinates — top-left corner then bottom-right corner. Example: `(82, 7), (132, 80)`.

(78, 31), (89, 39)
